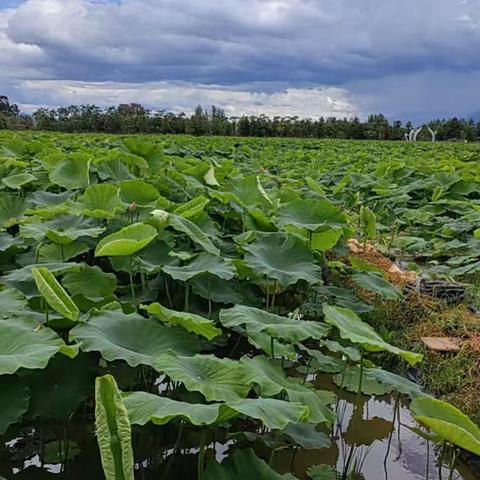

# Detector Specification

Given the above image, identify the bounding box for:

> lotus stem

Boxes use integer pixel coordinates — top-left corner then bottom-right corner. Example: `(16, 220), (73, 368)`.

(164, 276), (173, 307)
(163, 421), (185, 480)
(270, 337), (275, 362)
(303, 357), (312, 384)
(129, 256), (136, 309)
(447, 447), (457, 480)
(357, 349), (364, 397)
(439, 441), (447, 480)
(197, 430), (207, 479)
(384, 392), (400, 465)
(426, 438), (429, 479)
(184, 282), (190, 312)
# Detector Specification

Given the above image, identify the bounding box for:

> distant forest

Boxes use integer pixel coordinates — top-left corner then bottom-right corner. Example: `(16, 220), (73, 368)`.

(1, 95), (480, 141)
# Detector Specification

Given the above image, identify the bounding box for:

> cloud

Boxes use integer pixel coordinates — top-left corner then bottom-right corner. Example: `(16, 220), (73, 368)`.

(14, 79), (360, 119)
(1, 0), (480, 120)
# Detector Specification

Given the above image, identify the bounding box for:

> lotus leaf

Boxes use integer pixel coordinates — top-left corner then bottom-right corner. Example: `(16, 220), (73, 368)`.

(95, 375), (134, 480)
(411, 396), (480, 456)
(0, 318), (66, 374)
(63, 265), (117, 301)
(119, 179), (160, 205)
(95, 223), (157, 257)
(154, 352), (249, 401)
(142, 302), (222, 340)
(323, 304), (422, 365)
(32, 267), (80, 321)
(244, 233), (323, 288)
(0, 375), (30, 433)
(277, 199), (348, 231)
(70, 310), (201, 367)
(220, 305), (330, 344)
(163, 252), (235, 282)
(203, 449), (298, 480)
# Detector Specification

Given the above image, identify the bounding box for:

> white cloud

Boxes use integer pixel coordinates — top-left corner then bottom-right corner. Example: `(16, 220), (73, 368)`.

(16, 79), (360, 118)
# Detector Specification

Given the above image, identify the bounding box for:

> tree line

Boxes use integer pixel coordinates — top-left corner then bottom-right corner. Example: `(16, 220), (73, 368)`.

(2, 96), (480, 141)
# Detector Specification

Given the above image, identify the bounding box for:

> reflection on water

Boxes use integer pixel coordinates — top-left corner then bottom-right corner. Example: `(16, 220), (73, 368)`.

(1, 373), (479, 479)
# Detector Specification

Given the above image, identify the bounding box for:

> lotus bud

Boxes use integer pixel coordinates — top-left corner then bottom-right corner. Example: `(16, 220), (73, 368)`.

(128, 202), (137, 212)
(149, 209), (169, 229)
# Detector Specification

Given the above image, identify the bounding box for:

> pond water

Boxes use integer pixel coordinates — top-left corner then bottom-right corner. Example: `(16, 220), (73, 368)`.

(1, 372), (479, 479)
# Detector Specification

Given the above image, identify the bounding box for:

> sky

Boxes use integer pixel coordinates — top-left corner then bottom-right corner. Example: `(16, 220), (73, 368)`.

(1, 0), (480, 122)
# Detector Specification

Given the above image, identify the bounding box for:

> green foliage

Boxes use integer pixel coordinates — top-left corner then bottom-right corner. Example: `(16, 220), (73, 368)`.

(95, 375), (134, 480)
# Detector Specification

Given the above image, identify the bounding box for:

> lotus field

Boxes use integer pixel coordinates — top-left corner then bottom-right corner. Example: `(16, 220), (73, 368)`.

(2, 131), (480, 479)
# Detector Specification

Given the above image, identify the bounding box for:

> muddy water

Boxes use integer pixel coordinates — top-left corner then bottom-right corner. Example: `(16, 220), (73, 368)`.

(1, 376), (479, 479)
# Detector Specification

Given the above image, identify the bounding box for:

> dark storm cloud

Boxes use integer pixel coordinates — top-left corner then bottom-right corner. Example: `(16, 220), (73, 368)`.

(2, 0), (480, 120)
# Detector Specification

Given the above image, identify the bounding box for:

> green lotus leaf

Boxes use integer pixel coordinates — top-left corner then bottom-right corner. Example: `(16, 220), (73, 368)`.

(411, 396), (480, 456)
(244, 233), (322, 288)
(0, 318), (65, 374)
(2, 173), (36, 189)
(122, 138), (164, 171)
(322, 340), (361, 362)
(0, 288), (28, 318)
(95, 223), (157, 257)
(0, 192), (28, 227)
(311, 228), (343, 251)
(75, 183), (122, 219)
(70, 310), (201, 367)
(240, 355), (310, 397)
(190, 274), (244, 304)
(142, 303), (222, 340)
(240, 355), (335, 425)
(119, 179), (160, 206)
(360, 206), (377, 239)
(63, 265), (117, 301)
(282, 423), (331, 449)
(4, 262), (79, 287)
(366, 367), (425, 399)
(124, 392), (307, 430)
(173, 196), (210, 219)
(204, 449), (298, 480)
(220, 305), (330, 344)
(23, 353), (97, 420)
(154, 352), (249, 402)
(277, 199), (348, 231)
(227, 175), (272, 208)
(32, 267), (79, 321)
(247, 330), (296, 360)
(351, 272), (401, 300)
(21, 215), (105, 244)
(168, 214), (219, 255)
(0, 375), (30, 433)
(323, 304), (422, 365)
(95, 375), (134, 480)
(227, 398), (309, 430)
(333, 365), (392, 395)
(204, 165), (220, 186)
(304, 348), (345, 374)
(163, 252), (235, 282)
(306, 465), (338, 480)
(49, 154), (90, 190)
(37, 241), (90, 264)
(124, 391), (237, 426)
